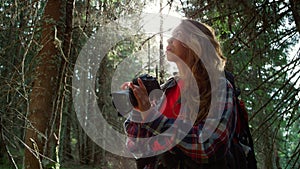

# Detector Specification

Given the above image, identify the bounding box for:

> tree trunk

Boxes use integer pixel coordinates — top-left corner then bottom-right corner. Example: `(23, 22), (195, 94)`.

(59, 0), (75, 163)
(290, 0), (300, 34)
(24, 0), (62, 169)
(63, 109), (73, 160)
(262, 127), (274, 169)
(159, 0), (165, 84)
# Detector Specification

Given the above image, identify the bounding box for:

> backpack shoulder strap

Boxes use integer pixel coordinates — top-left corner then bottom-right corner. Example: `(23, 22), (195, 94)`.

(160, 76), (177, 91)
(225, 70), (241, 97)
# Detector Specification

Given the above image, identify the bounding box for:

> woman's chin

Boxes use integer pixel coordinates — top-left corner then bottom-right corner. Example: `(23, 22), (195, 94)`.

(166, 52), (177, 62)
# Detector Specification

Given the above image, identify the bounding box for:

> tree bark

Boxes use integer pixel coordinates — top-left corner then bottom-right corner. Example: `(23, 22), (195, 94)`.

(24, 0), (62, 169)
(262, 129), (274, 169)
(59, 0), (75, 163)
(289, 0), (300, 34)
(159, 0), (165, 84)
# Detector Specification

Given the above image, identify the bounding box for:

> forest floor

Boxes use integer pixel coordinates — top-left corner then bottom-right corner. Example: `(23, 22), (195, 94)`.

(0, 154), (137, 169)
(61, 155), (137, 169)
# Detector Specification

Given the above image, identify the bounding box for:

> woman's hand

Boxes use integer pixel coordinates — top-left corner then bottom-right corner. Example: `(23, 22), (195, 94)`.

(120, 82), (131, 90)
(129, 78), (151, 113)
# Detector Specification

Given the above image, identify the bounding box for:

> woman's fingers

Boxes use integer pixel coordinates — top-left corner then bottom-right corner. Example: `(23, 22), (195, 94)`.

(129, 80), (151, 112)
(120, 82), (130, 90)
(137, 78), (147, 91)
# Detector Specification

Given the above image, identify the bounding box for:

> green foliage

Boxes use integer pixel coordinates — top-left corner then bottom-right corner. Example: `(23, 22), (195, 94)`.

(179, 0), (300, 168)
(0, 0), (145, 168)
(1, 0), (299, 168)
(0, 0), (47, 168)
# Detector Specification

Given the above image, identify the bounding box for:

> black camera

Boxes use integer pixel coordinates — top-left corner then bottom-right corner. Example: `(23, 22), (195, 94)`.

(111, 74), (161, 115)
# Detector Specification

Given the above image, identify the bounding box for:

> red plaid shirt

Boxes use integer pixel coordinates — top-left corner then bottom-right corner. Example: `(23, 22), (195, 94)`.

(124, 77), (237, 164)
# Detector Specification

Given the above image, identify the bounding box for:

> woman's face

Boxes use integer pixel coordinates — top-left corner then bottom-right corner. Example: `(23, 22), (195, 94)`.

(166, 31), (189, 64)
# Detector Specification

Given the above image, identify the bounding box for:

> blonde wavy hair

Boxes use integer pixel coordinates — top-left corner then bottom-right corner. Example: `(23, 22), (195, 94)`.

(174, 20), (226, 124)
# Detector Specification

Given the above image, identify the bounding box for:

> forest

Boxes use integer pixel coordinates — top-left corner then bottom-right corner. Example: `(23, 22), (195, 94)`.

(0, 0), (299, 169)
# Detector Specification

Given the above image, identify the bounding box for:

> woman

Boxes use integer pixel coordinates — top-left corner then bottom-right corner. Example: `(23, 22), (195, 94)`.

(123, 19), (237, 169)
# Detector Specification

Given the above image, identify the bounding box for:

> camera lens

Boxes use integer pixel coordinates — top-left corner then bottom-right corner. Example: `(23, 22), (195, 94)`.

(111, 90), (133, 116)
(111, 74), (161, 116)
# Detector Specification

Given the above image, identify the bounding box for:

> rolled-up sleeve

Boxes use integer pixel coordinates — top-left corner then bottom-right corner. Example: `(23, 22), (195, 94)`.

(124, 79), (236, 163)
